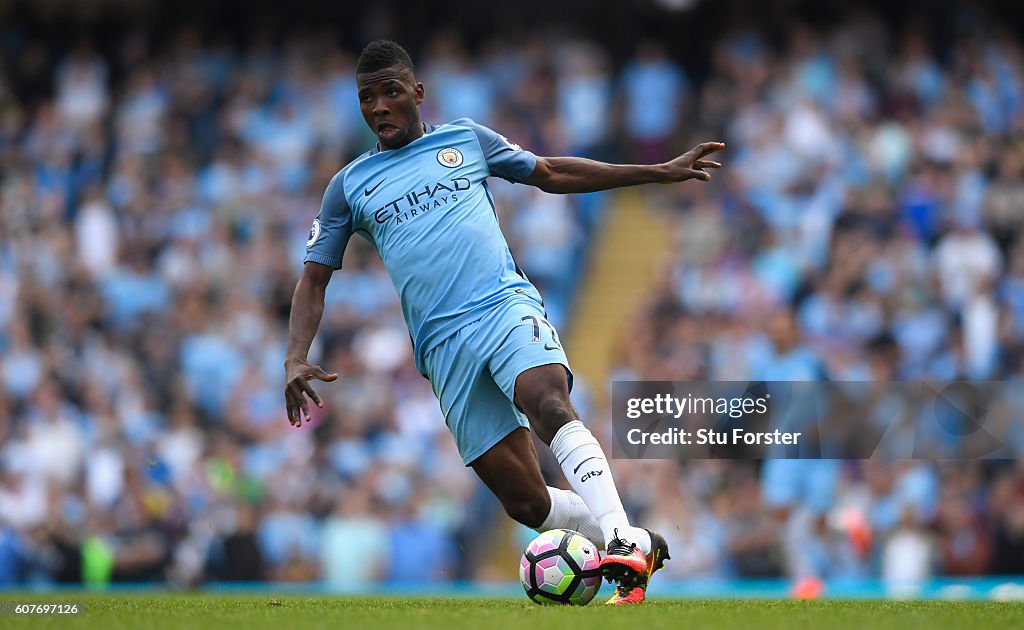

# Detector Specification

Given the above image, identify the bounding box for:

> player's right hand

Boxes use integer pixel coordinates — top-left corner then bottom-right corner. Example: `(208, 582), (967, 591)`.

(284, 359), (339, 427)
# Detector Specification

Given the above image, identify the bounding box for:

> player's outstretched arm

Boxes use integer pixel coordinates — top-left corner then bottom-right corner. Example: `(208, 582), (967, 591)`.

(284, 261), (339, 427)
(522, 141), (724, 194)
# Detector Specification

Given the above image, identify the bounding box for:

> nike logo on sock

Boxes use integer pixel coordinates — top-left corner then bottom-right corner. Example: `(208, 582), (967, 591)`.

(573, 456), (599, 474)
(364, 178), (386, 196)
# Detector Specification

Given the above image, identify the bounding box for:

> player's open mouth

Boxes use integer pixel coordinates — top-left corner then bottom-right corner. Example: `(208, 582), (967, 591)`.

(377, 123), (400, 139)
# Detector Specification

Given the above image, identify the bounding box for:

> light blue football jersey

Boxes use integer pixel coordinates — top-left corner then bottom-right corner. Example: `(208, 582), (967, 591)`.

(304, 118), (544, 374)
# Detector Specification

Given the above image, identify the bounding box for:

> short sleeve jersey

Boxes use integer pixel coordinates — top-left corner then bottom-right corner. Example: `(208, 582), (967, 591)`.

(304, 118), (544, 373)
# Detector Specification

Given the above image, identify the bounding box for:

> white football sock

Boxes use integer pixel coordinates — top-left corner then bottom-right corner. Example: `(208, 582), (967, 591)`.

(537, 486), (605, 550)
(548, 420), (652, 554)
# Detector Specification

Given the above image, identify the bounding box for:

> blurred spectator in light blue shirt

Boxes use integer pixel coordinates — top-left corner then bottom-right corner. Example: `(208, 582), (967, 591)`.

(556, 43), (613, 157)
(320, 486), (389, 589)
(386, 495), (456, 584)
(620, 41), (688, 163)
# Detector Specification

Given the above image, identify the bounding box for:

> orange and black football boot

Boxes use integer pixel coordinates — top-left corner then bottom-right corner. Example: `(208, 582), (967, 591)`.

(600, 528), (670, 605)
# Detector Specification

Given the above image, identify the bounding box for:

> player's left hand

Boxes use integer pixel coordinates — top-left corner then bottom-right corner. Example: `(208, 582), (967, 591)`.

(662, 141), (725, 183)
(284, 359), (339, 427)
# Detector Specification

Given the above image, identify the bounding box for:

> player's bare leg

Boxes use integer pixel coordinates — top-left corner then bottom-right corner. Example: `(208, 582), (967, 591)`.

(470, 428), (551, 528)
(470, 427), (604, 548)
(514, 364), (670, 605)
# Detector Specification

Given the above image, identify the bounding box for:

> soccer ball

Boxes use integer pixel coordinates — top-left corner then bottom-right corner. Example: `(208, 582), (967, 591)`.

(520, 529), (602, 605)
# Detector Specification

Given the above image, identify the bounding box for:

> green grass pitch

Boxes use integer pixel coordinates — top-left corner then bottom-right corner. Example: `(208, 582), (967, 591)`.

(1, 594), (1022, 629)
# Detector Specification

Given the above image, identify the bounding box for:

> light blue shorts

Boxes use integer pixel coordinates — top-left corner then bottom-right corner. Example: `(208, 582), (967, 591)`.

(422, 299), (572, 465)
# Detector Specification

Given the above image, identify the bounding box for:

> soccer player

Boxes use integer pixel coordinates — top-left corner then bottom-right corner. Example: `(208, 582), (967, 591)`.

(284, 40), (723, 605)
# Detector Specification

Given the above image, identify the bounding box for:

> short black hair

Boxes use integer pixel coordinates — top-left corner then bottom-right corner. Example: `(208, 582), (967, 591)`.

(356, 40), (415, 76)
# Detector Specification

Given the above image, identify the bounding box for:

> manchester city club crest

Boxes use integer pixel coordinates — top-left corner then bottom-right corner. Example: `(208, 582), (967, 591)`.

(437, 147), (464, 168)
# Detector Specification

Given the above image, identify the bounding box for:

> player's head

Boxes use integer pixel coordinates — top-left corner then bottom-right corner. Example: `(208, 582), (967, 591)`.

(356, 40), (424, 150)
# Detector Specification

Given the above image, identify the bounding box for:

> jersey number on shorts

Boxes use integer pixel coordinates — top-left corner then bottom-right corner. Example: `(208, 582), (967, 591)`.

(521, 315), (562, 351)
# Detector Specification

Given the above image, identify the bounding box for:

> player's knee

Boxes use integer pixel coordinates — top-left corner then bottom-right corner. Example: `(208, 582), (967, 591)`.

(528, 389), (576, 444)
(503, 494), (549, 529)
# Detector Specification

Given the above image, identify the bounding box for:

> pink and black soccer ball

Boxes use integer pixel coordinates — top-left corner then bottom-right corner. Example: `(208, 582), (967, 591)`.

(519, 529), (602, 605)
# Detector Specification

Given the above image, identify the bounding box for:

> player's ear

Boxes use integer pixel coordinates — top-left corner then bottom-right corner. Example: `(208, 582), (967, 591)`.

(414, 82), (424, 105)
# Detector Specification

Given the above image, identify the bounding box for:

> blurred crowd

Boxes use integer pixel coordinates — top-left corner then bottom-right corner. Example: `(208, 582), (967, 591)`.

(1, 4), (1024, 591)
(609, 13), (1024, 586)
(0, 22), (609, 587)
